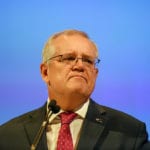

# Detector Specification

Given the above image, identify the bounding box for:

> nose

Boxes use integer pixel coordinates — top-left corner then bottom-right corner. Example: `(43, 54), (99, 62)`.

(75, 58), (83, 64)
(72, 58), (84, 71)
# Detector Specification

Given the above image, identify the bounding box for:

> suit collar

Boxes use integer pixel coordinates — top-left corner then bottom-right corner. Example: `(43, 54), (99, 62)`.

(76, 99), (108, 150)
(83, 99), (107, 124)
(23, 103), (48, 150)
(22, 100), (108, 150)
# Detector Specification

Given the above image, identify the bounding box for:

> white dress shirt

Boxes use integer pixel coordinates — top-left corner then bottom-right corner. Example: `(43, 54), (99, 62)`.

(46, 99), (90, 150)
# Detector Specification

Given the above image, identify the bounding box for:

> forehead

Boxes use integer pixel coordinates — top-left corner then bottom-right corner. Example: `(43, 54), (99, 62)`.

(52, 34), (97, 57)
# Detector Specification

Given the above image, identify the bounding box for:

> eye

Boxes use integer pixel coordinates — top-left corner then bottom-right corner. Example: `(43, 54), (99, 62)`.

(62, 55), (76, 62)
(82, 58), (94, 64)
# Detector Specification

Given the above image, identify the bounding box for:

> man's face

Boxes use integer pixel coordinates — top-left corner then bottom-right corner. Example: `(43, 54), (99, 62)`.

(41, 34), (98, 99)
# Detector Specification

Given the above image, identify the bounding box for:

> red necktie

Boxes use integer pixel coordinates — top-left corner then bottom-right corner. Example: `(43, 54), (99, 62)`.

(57, 112), (77, 150)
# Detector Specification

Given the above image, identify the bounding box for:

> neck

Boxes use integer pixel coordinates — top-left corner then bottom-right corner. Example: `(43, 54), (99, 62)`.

(49, 93), (89, 111)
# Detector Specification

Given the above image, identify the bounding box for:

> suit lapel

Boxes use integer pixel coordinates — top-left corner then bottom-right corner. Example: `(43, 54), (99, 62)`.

(22, 100), (108, 150)
(23, 103), (48, 150)
(77, 100), (108, 150)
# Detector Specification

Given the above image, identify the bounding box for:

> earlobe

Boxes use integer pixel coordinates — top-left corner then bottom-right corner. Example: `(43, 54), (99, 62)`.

(95, 68), (99, 74)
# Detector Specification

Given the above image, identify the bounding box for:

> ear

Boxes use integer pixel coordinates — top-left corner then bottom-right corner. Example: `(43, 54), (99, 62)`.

(40, 63), (49, 84)
(95, 68), (99, 77)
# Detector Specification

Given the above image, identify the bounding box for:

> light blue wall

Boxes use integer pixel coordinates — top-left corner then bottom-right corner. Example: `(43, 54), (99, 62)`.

(0, 0), (150, 139)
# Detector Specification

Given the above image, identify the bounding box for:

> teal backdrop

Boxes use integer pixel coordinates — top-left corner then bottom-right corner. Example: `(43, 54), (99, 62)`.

(0, 0), (150, 139)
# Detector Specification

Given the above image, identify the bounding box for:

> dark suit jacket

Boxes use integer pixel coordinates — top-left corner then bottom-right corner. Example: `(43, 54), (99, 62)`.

(0, 100), (149, 150)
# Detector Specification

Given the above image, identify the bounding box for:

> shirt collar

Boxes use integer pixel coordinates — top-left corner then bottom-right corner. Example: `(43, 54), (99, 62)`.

(47, 98), (90, 123)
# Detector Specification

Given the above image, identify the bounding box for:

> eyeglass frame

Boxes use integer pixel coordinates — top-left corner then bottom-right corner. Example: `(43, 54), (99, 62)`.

(44, 53), (100, 68)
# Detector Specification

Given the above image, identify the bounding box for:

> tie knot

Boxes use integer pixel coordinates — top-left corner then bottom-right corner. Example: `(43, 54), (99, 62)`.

(59, 112), (77, 125)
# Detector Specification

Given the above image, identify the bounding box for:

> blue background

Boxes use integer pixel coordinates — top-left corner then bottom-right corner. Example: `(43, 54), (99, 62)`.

(0, 0), (150, 139)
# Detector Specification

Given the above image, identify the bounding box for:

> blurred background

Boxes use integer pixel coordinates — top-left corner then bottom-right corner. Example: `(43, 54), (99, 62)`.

(0, 0), (150, 139)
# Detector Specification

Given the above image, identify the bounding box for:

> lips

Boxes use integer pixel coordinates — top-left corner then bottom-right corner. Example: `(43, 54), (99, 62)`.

(69, 74), (87, 82)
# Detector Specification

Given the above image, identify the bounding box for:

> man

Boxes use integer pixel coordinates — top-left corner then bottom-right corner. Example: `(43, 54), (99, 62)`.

(0, 29), (149, 150)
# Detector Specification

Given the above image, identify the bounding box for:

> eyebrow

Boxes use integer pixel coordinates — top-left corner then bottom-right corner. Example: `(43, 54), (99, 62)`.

(61, 52), (95, 58)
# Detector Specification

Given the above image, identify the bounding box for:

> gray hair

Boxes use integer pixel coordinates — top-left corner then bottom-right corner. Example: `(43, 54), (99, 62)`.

(42, 29), (99, 63)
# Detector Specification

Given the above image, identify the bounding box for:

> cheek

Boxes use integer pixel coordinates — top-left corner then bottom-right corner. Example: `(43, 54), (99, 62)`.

(88, 71), (98, 87)
(48, 67), (68, 84)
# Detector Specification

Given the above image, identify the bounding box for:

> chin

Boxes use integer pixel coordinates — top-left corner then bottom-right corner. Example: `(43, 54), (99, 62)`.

(66, 81), (90, 94)
(69, 77), (87, 84)
(68, 84), (85, 90)
(68, 86), (88, 95)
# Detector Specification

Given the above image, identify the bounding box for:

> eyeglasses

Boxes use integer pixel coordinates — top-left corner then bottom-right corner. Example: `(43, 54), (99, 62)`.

(45, 53), (100, 68)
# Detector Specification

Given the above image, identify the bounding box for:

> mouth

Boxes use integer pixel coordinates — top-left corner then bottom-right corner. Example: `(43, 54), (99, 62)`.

(69, 75), (87, 82)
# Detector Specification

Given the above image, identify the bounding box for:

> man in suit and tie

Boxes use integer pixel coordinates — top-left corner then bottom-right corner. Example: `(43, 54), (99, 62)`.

(0, 29), (149, 150)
